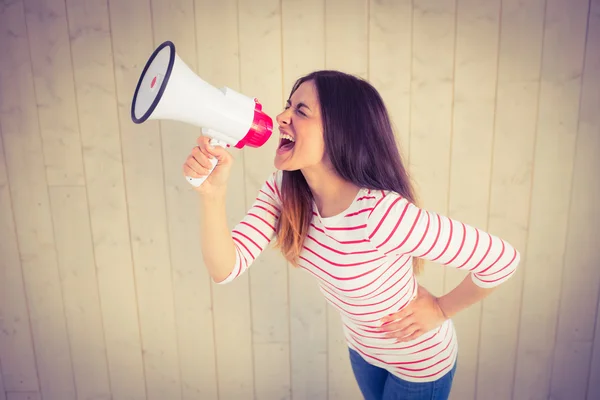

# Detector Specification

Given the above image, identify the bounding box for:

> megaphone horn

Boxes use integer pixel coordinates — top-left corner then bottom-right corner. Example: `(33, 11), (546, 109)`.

(130, 40), (273, 187)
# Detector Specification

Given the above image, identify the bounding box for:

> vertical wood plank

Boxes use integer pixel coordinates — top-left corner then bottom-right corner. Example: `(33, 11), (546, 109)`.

(194, 1), (255, 399)
(149, 1), (219, 399)
(24, 0), (115, 397)
(444, 1), (501, 399)
(409, 0), (456, 297)
(48, 187), (112, 399)
(589, 289), (600, 400)
(63, 0), (147, 397)
(550, 0), (600, 398)
(282, 0), (325, 87)
(324, 1), (367, 399)
(21, 0), (85, 186)
(0, 370), (4, 400)
(288, 270), (327, 400)
(0, 1), (76, 398)
(369, 0), (412, 160)
(0, 346), (6, 400)
(0, 132), (39, 392)
(476, 0), (546, 398)
(281, 1), (327, 399)
(107, 0), (182, 398)
(238, 1), (291, 398)
(0, 376), (4, 400)
(325, 0), (368, 78)
(513, 0), (590, 398)
(6, 393), (39, 400)
(23, 2), (111, 396)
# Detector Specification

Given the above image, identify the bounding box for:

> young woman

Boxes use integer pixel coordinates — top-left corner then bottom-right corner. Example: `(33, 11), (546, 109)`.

(183, 70), (520, 400)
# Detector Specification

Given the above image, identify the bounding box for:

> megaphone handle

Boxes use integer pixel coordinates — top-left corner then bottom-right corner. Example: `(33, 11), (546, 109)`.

(186, 138), (228, 187)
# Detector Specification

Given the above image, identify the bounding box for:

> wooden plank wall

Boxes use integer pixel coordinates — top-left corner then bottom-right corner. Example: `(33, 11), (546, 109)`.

(0, 0), (598, 399)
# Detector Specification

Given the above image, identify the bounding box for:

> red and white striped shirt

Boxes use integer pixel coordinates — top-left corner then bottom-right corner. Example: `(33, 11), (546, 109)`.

(217, 170), (520, 382)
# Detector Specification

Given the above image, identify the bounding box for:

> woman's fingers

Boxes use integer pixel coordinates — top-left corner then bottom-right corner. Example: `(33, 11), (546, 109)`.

(196, 136), (221, 157)
(396, 328), (423, 343)
(183, 157), (207, 178)
(191, 146), (215, 167)
(196, 135), (210, 147)
(383, 318), (422, 342)
(196, 135), (232, 161)
(383, 316), (415, 336)
(182, 135), (234, 192)
(183, 147), (215, 178)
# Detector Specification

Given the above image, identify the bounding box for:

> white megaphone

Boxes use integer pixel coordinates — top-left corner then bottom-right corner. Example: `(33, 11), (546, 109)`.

(130, 40), (273, 187)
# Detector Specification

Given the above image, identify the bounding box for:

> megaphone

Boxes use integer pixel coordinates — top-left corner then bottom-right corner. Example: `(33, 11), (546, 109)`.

(130, 40), (273, 187)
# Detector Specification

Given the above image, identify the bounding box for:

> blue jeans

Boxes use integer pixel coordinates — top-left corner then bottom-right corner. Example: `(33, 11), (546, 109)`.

(348, 348), (456, 400)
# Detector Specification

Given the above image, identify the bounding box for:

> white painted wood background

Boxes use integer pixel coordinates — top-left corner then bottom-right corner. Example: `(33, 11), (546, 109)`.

(0, 0), (598, 399)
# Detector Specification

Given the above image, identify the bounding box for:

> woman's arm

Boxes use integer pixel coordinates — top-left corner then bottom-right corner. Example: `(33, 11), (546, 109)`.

(207, 172), (283, 285)
(436, 274), (497, 318)
(380, 278), (497, 342)
(185, 137), (281, 284)
(368, 192), (520, 341)
(367, 192), (520, 289)
(199, 192), (238, 283)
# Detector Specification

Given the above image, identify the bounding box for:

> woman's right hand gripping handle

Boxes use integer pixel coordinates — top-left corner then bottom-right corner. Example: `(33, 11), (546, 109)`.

(183, 136), (233, 195)
(183, 136), (237, 283)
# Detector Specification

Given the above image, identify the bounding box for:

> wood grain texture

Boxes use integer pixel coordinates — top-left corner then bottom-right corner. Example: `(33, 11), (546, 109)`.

(22, 0), (85, 186)
(107, 0), (182, 398)
(0, 129), (39, 393)
(445, 1), (501, 399)
(477, 0), (546, 398)
(0, 335), (6, 400)
(589, 291), (600, 400)
(325, 0), (368, 78)
(409, 0), (456, 297)
(513, 0), (591, 399)
(0, 1), (76, 398)
(238, 1), (291, 398)
(64, 0), (147, 397)
(149, 1), (219, 398)
(549, 0), (600, 398)
(369, 0), (412, 160)
(48, 187), (111, 399)
(281, 1), (328, 399)
(194, 1), (256, 399)
(5, 393), (39, 400)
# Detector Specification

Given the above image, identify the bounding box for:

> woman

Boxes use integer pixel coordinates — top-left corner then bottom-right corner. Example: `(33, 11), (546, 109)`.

(183, 70), (520, 400)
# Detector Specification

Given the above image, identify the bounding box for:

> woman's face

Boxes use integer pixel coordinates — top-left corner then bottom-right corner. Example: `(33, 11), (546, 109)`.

(274, 80), (327, 171)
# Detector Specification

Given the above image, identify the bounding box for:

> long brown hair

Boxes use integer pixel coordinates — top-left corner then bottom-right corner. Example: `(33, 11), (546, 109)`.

(274, 71), (423, 275)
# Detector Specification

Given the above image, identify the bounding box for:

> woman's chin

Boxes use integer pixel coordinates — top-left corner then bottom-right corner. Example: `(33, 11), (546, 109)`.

(274, 150), (293, 170)
(274, 158), (291, 170)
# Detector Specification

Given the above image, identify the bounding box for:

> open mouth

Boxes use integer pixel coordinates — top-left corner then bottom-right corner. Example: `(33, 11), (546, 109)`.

(278, 133), (296, 152)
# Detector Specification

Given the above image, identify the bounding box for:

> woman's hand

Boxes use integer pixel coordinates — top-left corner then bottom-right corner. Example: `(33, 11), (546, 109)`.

(183, 135), (234, 196)
(380, 285), (448, 343)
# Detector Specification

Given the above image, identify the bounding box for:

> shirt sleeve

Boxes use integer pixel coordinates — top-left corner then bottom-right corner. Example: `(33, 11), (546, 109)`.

(214, 171), (283, 284)
(365, 191), (520, 288)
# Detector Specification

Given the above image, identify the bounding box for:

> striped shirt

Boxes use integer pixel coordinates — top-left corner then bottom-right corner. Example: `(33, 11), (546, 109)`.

(217, 170), (520, 382)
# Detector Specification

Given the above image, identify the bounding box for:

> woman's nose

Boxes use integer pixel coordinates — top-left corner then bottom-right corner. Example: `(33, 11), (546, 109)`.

(276, 108), (290, 125)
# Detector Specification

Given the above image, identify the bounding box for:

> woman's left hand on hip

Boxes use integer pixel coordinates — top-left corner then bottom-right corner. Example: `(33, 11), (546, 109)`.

(379, 285), (448, 343)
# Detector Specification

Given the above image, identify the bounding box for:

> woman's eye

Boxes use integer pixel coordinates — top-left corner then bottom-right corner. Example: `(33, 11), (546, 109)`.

(284, 104), (305, 117)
